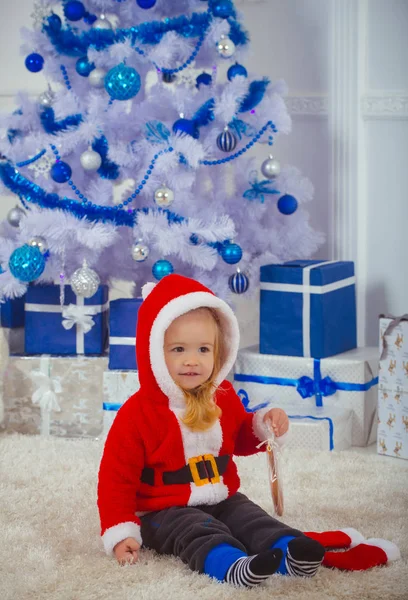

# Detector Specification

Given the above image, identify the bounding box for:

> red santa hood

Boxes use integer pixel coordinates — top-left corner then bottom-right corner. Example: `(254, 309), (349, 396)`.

(136, 274), (240, 409)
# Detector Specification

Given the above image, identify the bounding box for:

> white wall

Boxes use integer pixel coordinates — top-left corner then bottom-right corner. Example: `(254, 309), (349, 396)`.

(0, 0), (406, 347)
(363, 0), (408, 344)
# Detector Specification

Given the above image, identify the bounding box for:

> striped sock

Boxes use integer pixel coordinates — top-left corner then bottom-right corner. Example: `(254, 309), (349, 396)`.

(285, 537), (325, 577)
(225, 549), (282, 587)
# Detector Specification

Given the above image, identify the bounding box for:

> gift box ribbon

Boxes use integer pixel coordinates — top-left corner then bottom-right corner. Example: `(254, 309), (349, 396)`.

(103, 402), (123, 412)
(109, 336), (136, 346)
(237, 389), (269, 412)
(25, 297), (109, 354)
(379, 313), (408, 361)
(260, 261), (356, 357)
(234, 359), (379, 408)
(30, 356), (62, 436)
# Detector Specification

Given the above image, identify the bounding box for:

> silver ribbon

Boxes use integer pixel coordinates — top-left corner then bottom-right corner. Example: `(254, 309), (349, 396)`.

(30, 357), (62, 436)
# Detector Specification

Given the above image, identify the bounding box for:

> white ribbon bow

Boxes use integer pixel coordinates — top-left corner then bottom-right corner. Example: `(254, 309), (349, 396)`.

(31, 370), (62, 413)
(62, 303), (98, 333)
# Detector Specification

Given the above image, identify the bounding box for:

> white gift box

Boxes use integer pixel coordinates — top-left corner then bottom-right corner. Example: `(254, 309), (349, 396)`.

(234, 346), (378, 446)
(3, 355), (107, 437)
(377, 315), (408, 460)
(286, 406), (353, 451)
(102, 371), (140, 436)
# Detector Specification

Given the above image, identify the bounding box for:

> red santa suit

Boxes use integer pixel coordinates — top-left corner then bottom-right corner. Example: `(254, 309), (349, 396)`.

(97, 274), (273, 556)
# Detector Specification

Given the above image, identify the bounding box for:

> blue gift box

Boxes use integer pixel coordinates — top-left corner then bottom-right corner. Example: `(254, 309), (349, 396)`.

(108, 298), (142, 370)
(260, 260), (357, 358)
(0, 296), (25, 328)
(25, 284), (109, 355)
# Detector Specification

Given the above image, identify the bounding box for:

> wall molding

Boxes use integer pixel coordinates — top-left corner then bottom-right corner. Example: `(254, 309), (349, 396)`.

(285, 95), (328, 116)
(362, 94), (408, 119)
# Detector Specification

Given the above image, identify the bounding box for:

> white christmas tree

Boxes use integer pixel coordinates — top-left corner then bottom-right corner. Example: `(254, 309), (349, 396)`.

(0, 0), (324, 302)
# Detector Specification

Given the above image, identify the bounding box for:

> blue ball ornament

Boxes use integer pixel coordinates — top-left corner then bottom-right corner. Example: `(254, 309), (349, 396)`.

(84, 13), (97, 25)
(227, 63), (248, 81)
(76, 57), (95, 77)
(220, 242), (243, 265)
(51, 161), (72, 183)
(136, 0), (157, 8)
(173, 118), (199, 139)
(277, 194), (298, 215)
(212, 0), (234, 19)
(229, 271), (249, 294)
(47, 14), (62, 30)
(196, 73), (212, 88)
(25, 53), (44, 73)
(104, 64), (141, 101)
(152, 259), (174, 280)
(9, 245), (46, 283)
(217, 128), (237, 152)
(64, 1), (86, 21)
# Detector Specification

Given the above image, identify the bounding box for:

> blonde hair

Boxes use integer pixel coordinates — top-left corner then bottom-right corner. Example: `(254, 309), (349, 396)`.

(179, 307), (223, 432)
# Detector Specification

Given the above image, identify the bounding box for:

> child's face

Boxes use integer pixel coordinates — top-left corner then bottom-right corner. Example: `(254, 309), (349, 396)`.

(164, 309), (217, 390)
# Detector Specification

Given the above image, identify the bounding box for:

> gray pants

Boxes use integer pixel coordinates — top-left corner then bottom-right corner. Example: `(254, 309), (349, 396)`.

(140, 492), (303, 573)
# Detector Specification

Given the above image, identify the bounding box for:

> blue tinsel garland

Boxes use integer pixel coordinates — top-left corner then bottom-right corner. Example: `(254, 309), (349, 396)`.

(0, 161), (188, 229)
(92, 136), (120, 180)
(40, 107), (83, 135)
(42, 10), (248, 58)
(239, 79), (270, 113)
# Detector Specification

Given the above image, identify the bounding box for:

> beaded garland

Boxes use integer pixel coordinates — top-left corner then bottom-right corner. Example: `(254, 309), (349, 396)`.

(60, 64), (72, 90)
(1, 119), (277, 226)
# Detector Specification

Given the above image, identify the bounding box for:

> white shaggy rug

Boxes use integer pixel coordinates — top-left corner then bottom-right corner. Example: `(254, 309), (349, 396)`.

(1, 434), (407, 600)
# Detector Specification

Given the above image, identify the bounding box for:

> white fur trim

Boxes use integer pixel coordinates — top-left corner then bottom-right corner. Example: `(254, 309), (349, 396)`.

(149, 291), (240, 409)
(170, 406), (230, 506)
(365, 538), (401, 563)
(252, 407), (290, 446)
(142, 282), (156, 300)
(340, 528), (365, 548)
(102, 522), (142, 556)
(253, 407), (273, 442)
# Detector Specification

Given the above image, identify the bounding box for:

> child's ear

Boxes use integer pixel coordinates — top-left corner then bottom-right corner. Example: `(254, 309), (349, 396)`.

(141, 282), (156, 300)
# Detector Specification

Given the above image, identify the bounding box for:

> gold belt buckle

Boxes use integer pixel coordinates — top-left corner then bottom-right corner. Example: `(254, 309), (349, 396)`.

(188, 454), (221, 486)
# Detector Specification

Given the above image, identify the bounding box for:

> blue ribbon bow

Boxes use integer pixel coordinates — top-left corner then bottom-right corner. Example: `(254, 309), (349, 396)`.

(234, 359), (378, 408)
(296, 361), (338, 407)
(243, 170), (279, 203)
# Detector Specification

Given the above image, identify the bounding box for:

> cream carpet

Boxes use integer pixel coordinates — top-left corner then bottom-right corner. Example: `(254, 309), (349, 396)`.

(1, 433), (407, 600)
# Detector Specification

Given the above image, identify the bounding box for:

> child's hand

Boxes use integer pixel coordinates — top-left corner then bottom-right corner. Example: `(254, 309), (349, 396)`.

(263, 408), (289, 438)
(113, 537), (141, 565)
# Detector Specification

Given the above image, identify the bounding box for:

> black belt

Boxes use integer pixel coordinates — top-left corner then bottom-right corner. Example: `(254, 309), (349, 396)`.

(141, 454), (230, 487)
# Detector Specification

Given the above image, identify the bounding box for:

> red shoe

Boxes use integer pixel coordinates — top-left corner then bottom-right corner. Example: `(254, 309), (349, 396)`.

(323, 539), (400, 571)
(304, 528), (364, 550)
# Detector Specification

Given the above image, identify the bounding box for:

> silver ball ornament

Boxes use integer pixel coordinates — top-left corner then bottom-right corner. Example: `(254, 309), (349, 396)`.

(80, 149), (102, 171)
(261, 155), (281, 179)
(131, 241), (149, 262)
(154, 185), (174, 208)
(7, 206), (25, 228)
(70, 260), (100, 298)
(28, 236), (48, 255)
(38, 88), (55, 108)
(89, 68), (106, 88)
(217, 35), (235, 58)
(92, 14), (113, 30)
